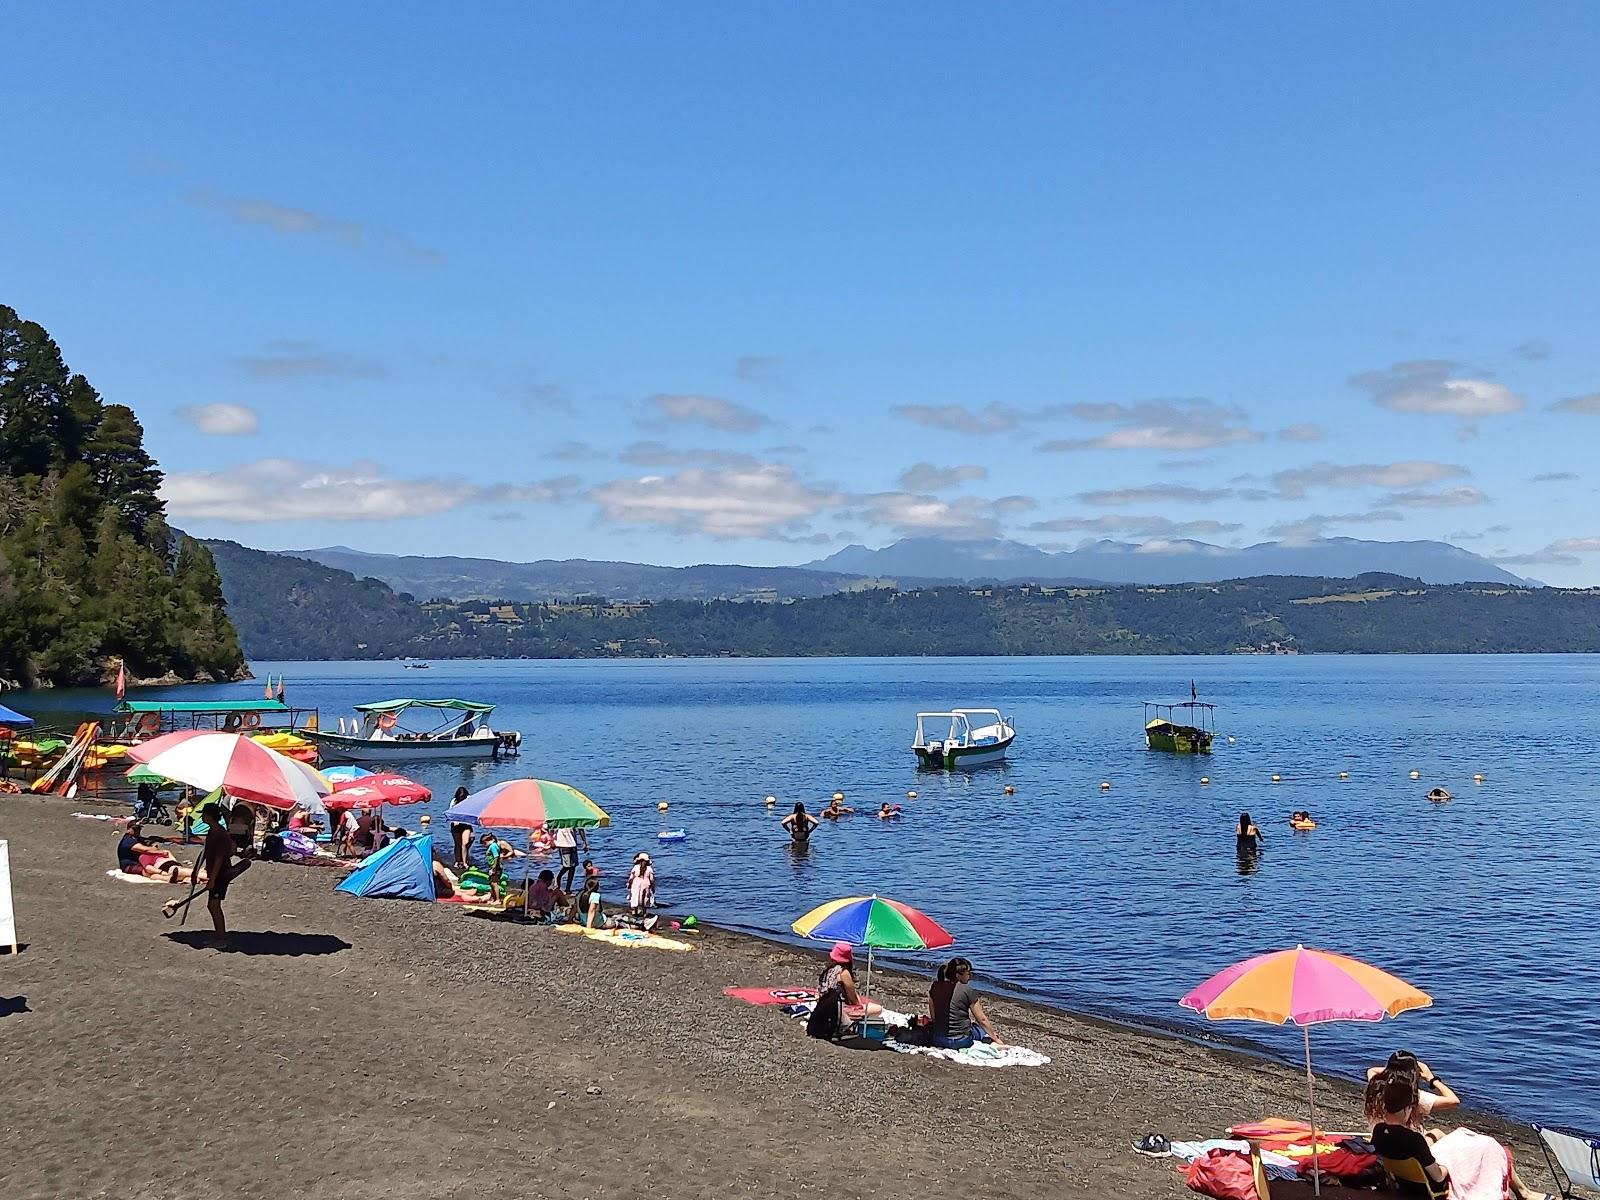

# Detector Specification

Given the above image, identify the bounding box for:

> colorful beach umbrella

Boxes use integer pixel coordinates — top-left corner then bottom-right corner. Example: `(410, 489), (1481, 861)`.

(1181, 946), (1431, 1193)
(327, 773), (432, 810)
(792, 895), (955, 997)
(444, 778), (609, 830)
(128, 730), (331, 811)
(320, 765), (375, 783)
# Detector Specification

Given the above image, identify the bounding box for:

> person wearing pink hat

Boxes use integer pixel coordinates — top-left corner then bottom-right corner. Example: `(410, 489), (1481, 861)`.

(818, 941), (882, 1020)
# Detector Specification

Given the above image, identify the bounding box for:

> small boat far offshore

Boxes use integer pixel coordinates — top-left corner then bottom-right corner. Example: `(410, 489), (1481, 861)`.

(912, 708), (1016, 769)
(1144, 684), (1216, 755)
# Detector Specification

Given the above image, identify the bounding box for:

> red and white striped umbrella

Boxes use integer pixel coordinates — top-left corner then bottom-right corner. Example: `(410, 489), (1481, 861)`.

(128, 731), (330, 811)
(327, 774), (431, 810)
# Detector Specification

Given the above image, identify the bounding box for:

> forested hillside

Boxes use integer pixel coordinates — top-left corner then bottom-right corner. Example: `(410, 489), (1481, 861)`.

(0, 305), (244, 687)
(207, 543), (1600, 659)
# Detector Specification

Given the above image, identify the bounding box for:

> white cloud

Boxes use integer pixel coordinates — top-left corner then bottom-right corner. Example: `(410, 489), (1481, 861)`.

(897, 462), (989, 490)
(1495, 538), (1600, 567)
(188, 189), (443, 266)
(1277, 423), (1324, 443)
(233, 340), (387, 380)
(588, 464), (836, 539)
(892, 403), (1022, 435)
(546, 440), (606, 463)
(1531, 472), (1577, 483)
(1042, 399), (1262, 453)
(1270, 460), (1468, 500)
(735, 355), (783, 382)
(1349, 360), (1524, 419)
(619, 441), (759, 469)
(175, 403), (258, 435)
(643, 393), (771, 432)
(163, 459), (576, 522)
(1382, 486), (1489, 508)
(1029, 515), (1243, 537)
(1550, 392), (1600, 414)
(1263, 510), (1404, 541)
(1077, 484), (1235, 506)
(847, 491), (1035, 538)
(1511, 340), (1552, 361)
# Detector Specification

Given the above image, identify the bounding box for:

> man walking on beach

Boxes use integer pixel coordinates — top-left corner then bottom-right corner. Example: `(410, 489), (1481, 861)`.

(201, 801), (234, 950)
(554, 824), (587, 892)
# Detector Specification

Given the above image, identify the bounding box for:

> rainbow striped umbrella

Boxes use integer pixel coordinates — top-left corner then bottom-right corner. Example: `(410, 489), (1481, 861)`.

(792, 895), (954, 997)
(1181, 946), (1430, 1195)
(444, 778), (609, 830)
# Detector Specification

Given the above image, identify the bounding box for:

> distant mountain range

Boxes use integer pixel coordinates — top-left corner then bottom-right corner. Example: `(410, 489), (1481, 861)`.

(275, 535), (1529, 602)
(805, 536), (1530, 588)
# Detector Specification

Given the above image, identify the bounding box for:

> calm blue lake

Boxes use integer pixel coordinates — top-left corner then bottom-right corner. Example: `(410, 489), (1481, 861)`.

(17, 655), (1600, 1128)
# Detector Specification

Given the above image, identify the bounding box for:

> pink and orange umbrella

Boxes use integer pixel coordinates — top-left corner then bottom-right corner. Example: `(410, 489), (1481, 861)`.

(128, 730), (330, 811)
(1181, 945), (1431, 1193)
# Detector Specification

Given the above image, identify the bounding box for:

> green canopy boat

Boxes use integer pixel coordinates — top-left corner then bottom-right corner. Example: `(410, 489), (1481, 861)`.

(1144, 687), (1216, 755)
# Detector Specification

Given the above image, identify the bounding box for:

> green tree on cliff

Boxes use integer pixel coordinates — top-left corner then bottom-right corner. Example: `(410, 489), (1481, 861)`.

(0, 303), (244, 686)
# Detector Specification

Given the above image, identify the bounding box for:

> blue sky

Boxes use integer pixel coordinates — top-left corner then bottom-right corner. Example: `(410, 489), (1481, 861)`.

(7, 4), (1600, 582)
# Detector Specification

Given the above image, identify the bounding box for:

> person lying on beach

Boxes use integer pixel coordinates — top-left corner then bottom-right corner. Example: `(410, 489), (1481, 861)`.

(877, 803), (902, 820)
(432, 860), (460, 899)
(781, 802), (819, 845)
(821, 797), (854, 819)
(927, 956), (1006, 1050)
(819, 942), (882, 1020)
(117, 821), (196, 883)
(1369, 1069), (1552, 1200)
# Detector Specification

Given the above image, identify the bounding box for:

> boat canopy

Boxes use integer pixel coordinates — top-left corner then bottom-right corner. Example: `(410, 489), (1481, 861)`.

(116, 699), (291, 714)
(353, 698), (495, 714)
(1142, 700), (1216, 711)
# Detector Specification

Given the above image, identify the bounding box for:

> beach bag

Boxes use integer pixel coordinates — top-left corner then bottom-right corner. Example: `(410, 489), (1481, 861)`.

(805, 987), (843, 1040)
(1183, 1149), (1258, 1200)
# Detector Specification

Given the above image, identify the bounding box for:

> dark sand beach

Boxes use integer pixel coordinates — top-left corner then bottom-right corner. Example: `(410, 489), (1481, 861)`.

(0, 794), (1540, 1199)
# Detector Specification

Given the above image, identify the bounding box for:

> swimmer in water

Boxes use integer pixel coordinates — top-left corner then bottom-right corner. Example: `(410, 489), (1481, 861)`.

(782, 802), (819, 845)
(877, 802), (902, 820)
(821, 797), (854, 820)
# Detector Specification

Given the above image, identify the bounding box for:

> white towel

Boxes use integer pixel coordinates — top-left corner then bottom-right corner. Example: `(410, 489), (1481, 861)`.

(884, 1040), (1051, 1068)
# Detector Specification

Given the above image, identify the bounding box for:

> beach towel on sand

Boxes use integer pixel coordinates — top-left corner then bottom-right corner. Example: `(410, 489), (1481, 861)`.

(884, 1039), (1050, 1068)
(106, 869), (161, 884)
(723, 987), (819, 1006)
(1430, 1128), (1511, 1200)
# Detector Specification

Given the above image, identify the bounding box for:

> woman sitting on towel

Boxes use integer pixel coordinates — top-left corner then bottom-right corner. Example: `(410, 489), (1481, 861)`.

(819, 942), (882, 1019)
(117, 820), (196, 883)
(1369, 1068), (1550, 1200)
(927, 957), (1006, 1050)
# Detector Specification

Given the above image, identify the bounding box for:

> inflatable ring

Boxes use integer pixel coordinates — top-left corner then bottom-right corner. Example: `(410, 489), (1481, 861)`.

(223, 713), (244, 732)
(243, 712), (261, 729)
(134, 713), (161, 737)
(378, 713), (398, 731)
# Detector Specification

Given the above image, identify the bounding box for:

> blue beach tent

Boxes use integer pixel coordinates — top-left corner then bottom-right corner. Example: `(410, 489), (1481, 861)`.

(335, 833), (435, 902)
(0, 703), (34, 726)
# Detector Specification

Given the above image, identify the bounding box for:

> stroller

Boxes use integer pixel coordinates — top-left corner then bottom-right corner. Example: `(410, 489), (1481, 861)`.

(133, 781), (174, 827)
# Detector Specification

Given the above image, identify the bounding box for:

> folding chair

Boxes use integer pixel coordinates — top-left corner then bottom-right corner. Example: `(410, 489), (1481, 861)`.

(1535, 1125), (1600, 1198)
(1379, 1154), (1449, 1200)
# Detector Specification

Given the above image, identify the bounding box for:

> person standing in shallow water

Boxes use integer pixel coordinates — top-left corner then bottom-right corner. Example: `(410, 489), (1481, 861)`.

(450, 788), (473, 869)
(782, 802), (818, 846)
(1235, 812), (1264, 853)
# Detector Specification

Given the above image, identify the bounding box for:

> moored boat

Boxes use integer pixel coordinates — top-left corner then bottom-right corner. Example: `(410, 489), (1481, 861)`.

(1144, 687), (1216, 755)
(307, 698), (520, 762)
(912, 708), (1015, 769)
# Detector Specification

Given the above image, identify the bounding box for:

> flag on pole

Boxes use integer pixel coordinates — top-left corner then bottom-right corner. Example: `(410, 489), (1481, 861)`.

(114, 661), (126, 702)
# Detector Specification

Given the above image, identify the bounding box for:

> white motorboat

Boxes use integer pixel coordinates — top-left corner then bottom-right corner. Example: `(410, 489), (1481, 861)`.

(912, 708), (1015, 768)
(307, 697), (520, 762)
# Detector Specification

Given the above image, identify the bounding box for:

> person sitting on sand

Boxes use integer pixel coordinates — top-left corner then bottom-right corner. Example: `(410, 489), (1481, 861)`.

(117, 820), (196, 883)
(782, 802), (819, 846)
(928, 956), (1006, 1050)
(877, 802), (902, 820)
(627, 853), (655, 916)
(1364, 1051), (1459, 1134)
(526, 869), (575, 920)
(227, 800), (257, 855)
(821, 797), (853, 820)
(819, 942), (882, 1020)
(1236, 811), (1264, 853)
(582, 858), (601, 884)
(1369, 1068), (1551, 1200)
(577, 876), (607, 928)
